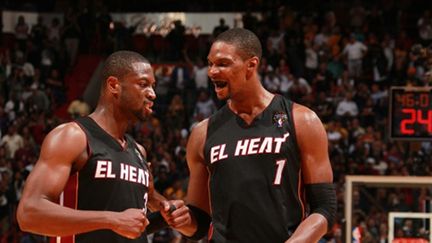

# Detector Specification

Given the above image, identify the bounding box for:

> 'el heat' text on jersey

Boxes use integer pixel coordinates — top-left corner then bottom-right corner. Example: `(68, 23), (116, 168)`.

(93, 160), (150, 186)
(210, 132), (290, 163)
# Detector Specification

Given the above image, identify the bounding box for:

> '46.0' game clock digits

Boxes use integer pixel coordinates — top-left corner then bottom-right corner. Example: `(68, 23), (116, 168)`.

(389, 86), (432, 140)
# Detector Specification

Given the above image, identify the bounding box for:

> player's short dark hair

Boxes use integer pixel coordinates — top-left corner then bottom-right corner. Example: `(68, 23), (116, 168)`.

(100, 50), (150, 87)
(214, 28), (262, 60)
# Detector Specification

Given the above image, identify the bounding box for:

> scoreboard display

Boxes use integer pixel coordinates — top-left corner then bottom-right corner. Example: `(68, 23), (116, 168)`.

(389, 86), (432, 140)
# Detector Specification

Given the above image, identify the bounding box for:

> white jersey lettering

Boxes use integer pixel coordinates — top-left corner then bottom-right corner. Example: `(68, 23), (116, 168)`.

(129, 166), (137, 182)
(120, 163), (128, 180)
(248, 138), (261, 155)
(274, 132), (290, 153)
(95, 160), (116, 178)
(259, 137), (273, 153)
(210, 144), (228, 163)
(235, 139), (250, 156)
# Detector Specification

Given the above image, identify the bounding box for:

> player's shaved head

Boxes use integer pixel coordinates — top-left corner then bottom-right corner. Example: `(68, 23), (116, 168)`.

(100, 50), (150, 88)
(214, 28), (262, 60)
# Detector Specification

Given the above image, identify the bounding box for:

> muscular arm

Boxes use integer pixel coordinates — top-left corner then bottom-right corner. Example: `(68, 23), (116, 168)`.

(286, 104), (334, 243)
(17, 123), (147, 238)
(172, 119), (211, 236)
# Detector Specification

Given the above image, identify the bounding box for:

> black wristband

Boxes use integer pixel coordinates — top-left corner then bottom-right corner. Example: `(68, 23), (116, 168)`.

(146, 211), (169, 234)
(185, 204), (212, 241)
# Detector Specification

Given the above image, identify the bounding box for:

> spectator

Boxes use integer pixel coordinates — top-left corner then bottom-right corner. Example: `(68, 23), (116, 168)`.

(263, 67), (281, 93)
(31, 16), (47, 48)
(335, 91), (359, 118)
(314, 91), (335, 123)
(276, 57), (291, 78)
(67, 96), (90, 118)
(192, 57), (209, 91)
(382, 34), (395, 76)
(166, 20), (186, 61)
(14, 16), (29, 51)
(364, 33), (388, 83)
(0, 51), (11, 99)
(47, 17), (61, 44)
(62, 12), (81, 68)
(26, 86), (50, 113)
(313, 62), (334, 93)
(192, 89), (216, 120)
(286, 74), (311, 103)
(342, 33), (368, 78)
(304, 40), (319, 81)
(165, 94), (186, 130)
(326, 120), (344, 145)
(266, 28), (285, 67)
(40, 41), (56, 79)
(4, 92), (25, 122)
(0, 125), (23, 159)
(417, 10), (432, 46)
(337, 70), (355, 92)
(349, 0), (366, 29)
(212, 18), (229, 38)
(45, 68), (66, 107)
(170, 63), (191, 97)
(154, 66), (172, 116)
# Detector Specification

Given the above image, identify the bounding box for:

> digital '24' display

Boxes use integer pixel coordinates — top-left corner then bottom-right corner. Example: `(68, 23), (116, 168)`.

(390, 87), (432, 140)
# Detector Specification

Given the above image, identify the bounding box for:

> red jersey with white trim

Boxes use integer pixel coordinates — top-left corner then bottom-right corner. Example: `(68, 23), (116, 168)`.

(204, 95), (305, 243)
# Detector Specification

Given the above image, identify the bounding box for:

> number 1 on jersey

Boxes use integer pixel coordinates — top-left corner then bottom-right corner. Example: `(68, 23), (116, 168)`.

(274, 159), (286, 185)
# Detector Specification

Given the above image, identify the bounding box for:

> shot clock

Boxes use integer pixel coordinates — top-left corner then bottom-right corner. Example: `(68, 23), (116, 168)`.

(389, 86), (432, 140)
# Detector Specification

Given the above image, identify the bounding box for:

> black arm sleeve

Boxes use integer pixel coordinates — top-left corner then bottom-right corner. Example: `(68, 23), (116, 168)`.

(305, 183), (337, 231)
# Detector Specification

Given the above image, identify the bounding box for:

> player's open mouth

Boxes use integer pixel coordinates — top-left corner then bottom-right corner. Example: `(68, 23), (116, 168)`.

(213, 81), (228, 88)
(144, 101), (153, 107)
(144, 101), (153, 112)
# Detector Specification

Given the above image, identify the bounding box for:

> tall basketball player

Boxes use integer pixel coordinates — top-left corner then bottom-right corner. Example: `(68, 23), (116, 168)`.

(171, 28), (337, 242)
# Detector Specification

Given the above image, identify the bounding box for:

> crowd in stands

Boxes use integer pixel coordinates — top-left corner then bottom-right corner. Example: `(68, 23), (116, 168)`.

(1, 0), (432, 242)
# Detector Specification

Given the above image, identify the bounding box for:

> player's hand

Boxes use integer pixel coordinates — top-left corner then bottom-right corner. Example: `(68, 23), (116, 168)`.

(111, 208), (149, 239)
(160, 200), (192, 229)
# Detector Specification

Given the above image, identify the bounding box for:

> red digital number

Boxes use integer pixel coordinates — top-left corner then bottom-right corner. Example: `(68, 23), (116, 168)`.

(401, 108), (416, 135)
(397, 94), (415, 107)
(419, 93), (430, 107)
(417, 109), (432, 133)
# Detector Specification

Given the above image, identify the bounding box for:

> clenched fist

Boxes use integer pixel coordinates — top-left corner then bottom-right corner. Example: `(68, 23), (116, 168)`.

(159, 200), (192, 229)
(111, 208), (149, 239)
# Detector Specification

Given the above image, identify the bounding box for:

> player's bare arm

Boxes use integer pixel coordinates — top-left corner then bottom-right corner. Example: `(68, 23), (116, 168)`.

(186, 119), (211, 214)
(17, 123), (148, 238)
(285, 104), (336, 243)
(166, 118), (212, 238)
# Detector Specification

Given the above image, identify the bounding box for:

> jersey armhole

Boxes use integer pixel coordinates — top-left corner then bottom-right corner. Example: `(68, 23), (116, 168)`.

(201, 118), (212, 167)
(71, 120), (91, 173)
(282, 99), (302, 161)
